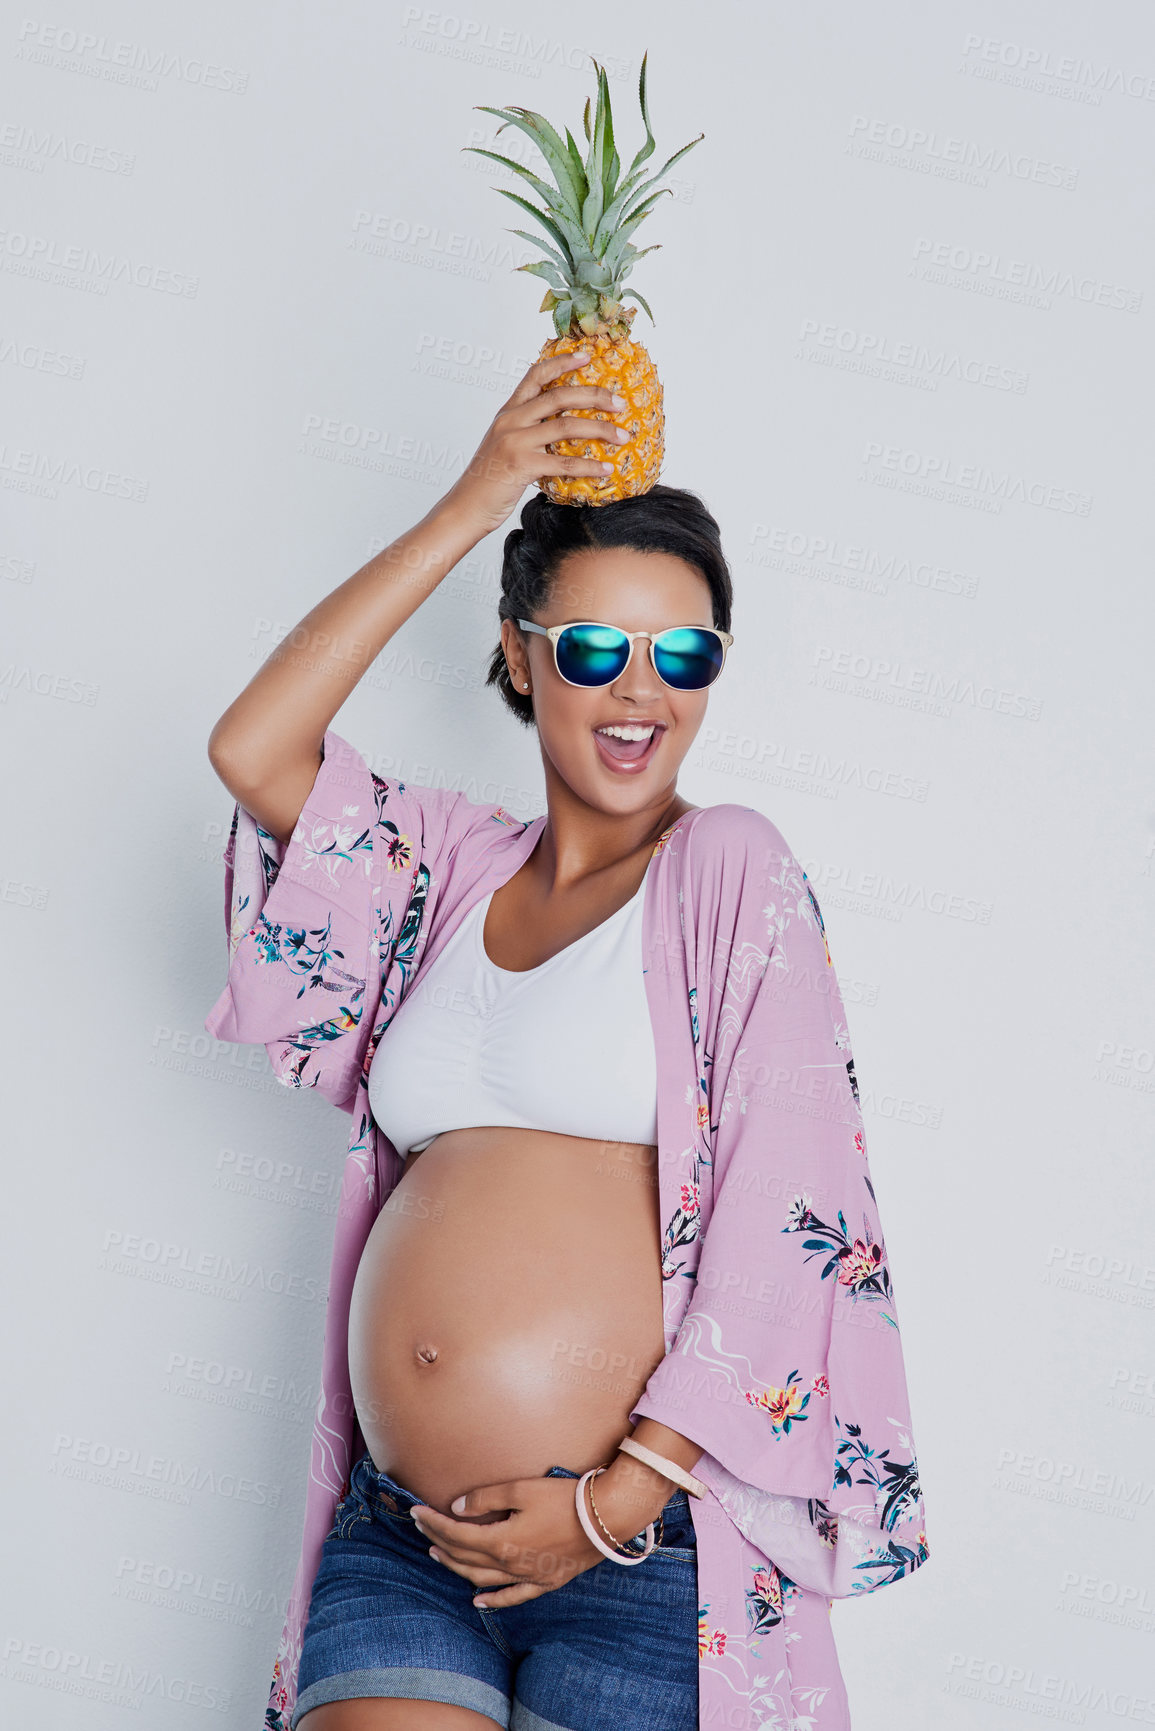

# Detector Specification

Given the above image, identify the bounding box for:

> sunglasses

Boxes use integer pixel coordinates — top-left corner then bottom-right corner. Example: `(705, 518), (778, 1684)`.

(516, 618), (734, 692)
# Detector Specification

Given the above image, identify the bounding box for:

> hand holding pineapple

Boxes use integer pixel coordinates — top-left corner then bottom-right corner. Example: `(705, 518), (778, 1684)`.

(445, 350), (631, 536)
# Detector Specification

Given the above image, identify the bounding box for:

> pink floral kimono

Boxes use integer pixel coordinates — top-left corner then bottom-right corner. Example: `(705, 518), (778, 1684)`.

(204, 728), (929, 1730)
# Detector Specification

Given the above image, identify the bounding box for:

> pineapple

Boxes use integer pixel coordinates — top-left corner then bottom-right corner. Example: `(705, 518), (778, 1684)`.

(465, 52), (702, 505)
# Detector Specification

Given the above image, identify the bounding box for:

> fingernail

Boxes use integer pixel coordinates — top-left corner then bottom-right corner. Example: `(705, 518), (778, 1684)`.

(429, 1546), (441, 1561)
(600, 462), (613, 473)
(473, 1597), (488, 1608)
(611, 394), (627, 409)
(451, 1494), (467, 1513)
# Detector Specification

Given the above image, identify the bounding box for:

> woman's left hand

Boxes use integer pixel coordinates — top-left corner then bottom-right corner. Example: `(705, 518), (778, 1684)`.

(408, 1471), (658, 1608)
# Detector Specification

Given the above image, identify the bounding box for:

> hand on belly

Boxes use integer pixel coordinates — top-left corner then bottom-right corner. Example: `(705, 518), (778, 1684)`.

(406, 1469), (653, 1611)
(348, 1127), (668, 1511)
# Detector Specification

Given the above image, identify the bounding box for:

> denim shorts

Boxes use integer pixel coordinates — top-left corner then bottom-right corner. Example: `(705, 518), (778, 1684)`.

(292, 1449), (698, 1730)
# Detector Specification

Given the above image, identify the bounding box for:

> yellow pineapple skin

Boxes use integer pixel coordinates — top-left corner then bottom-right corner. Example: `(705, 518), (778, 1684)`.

(535, 330), (664, 506)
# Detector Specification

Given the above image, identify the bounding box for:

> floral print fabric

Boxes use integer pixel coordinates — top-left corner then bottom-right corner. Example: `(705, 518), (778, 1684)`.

(204, 729), (929, 1729)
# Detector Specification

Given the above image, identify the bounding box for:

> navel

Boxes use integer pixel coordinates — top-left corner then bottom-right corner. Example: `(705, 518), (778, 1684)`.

(415, 1342), (439, 1365)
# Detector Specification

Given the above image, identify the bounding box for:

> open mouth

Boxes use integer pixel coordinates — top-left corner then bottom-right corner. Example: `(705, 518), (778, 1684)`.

(592, 720), (666, 773)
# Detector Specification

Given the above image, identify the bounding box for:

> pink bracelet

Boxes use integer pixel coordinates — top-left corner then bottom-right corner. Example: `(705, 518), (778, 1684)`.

(574, 1468), (655, 1565)
(617, 1435), (707, 1499)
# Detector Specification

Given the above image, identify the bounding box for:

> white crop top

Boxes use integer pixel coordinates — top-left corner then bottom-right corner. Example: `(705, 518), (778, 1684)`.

(367, 876), (658, 1158)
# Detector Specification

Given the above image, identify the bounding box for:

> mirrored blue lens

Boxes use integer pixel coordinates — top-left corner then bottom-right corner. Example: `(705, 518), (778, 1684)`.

(653, 628), (725, 691)
(555, 624), (631, 686)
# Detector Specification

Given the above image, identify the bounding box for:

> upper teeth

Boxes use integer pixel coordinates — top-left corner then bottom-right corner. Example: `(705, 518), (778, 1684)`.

(596, 724), (656, 740)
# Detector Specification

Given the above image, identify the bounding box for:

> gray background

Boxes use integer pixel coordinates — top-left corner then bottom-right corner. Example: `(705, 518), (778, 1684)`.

(3, 1), (1153, 1726)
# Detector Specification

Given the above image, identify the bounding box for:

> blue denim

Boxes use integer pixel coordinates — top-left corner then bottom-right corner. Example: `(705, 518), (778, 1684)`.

(292, 1449), (698, 1730)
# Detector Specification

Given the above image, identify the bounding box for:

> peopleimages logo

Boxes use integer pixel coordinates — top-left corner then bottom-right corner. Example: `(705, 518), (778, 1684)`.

(944, 1649), (1155, 1723)
(412, 330), (535, 391)
(911, 236), (1141, 313)
(810, 645), (1043, 722)
(860, 440), (1093, 516)
(1, 1634), (232, 1713)
(0, 226), (198, 297)
(959, 33), (1155, 104)
(747, 523), (979, 601)
(49, 1432), (282, 1509)
(14, 20), (249, 93)
(796, 319), (1028, 394)
(0, 121), (136, 175)
(396, 7), (630, 81)
(349, 209), (534, 281)
(846, 114), (1078, 190)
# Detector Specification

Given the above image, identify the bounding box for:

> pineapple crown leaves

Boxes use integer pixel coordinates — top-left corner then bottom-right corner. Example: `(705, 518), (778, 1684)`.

(462, 50), (704, 337)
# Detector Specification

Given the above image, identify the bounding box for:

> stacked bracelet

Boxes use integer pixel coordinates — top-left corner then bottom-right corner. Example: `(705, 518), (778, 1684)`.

(617, 1435), (707, 1499)
(574, 1468), (656, 1565)
(588, 1470), (663, 1554)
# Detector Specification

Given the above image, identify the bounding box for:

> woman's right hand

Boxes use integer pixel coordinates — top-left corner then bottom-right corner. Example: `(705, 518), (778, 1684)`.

(444, 350), (630, 535)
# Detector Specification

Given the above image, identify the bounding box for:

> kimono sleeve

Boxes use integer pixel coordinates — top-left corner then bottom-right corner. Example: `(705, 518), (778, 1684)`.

(631, 808), (929, 1598)
(203, 729), (407, 1114)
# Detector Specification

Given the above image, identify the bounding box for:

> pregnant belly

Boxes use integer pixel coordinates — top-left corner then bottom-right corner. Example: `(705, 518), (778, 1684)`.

(347, 1125), (667, 1514)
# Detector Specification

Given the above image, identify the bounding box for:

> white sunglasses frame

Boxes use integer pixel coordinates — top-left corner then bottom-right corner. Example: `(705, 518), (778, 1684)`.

(515, 617), (734, 691)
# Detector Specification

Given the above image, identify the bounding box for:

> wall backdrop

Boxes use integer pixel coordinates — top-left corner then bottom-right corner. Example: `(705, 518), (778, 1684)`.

(4, 1), (1154, 1726)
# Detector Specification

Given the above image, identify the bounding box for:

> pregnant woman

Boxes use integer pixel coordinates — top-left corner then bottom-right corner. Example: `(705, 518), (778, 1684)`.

(205, 353), (929, 1731)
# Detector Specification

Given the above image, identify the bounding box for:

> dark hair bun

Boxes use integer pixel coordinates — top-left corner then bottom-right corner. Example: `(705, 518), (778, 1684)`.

(484, 484), (734, 728)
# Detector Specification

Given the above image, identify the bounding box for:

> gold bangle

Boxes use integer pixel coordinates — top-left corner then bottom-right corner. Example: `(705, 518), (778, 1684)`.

(587, 1466), (663, 1553)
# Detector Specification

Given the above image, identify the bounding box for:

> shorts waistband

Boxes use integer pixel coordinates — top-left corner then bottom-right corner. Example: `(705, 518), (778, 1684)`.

(352, 1452), (692, 1534)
